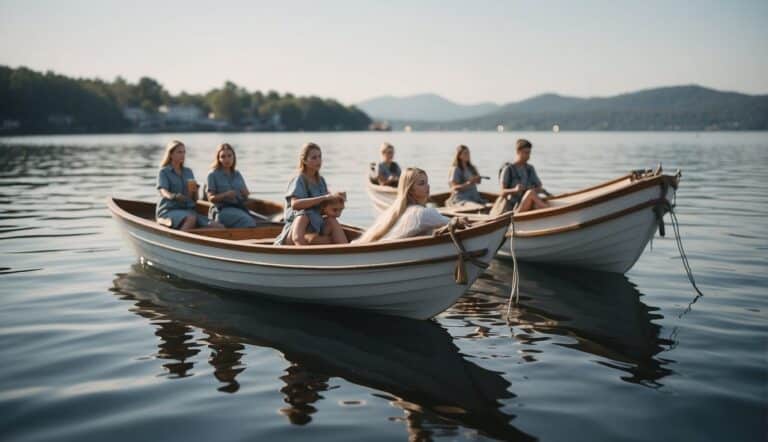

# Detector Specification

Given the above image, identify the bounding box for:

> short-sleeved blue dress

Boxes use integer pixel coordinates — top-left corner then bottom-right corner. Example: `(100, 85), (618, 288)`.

(156, 165), (209, 228)
(372, 161), (401, 186)
(274, 174), (328, 245)
(446, 166), (487, 207)
(206, 169), (256, 228)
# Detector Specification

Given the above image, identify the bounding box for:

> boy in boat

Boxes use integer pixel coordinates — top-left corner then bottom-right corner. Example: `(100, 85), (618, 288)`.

(498, 139), (550, 213)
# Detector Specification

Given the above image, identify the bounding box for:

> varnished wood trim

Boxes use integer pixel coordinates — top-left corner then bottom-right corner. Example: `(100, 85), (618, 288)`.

(510, 198), (666, 238)
(545, 173), (634, 200)
(131, 229), (488, 270)
(108, 198), (511, 255)
(511, 175), (676, 222)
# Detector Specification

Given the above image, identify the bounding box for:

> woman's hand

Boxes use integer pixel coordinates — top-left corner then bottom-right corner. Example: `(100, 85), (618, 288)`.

(472, 175), (482, 184)
(174, 193), (189, 202)
(240, 188), (250, 198)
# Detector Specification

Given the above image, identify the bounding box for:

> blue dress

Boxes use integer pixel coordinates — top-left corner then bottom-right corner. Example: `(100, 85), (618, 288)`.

(372, 161), (401, 185)
(446, 166), (487, 206)
(206, 169), (256, 228)
(156, 165), (209, 229)
(274, 174), (328, 245)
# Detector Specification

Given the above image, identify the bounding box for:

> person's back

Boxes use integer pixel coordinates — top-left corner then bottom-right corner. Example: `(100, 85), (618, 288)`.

(382, 205), (449, 240)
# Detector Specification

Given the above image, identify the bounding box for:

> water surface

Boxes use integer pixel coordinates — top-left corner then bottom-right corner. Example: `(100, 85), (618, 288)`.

(0, 131), (766, 441)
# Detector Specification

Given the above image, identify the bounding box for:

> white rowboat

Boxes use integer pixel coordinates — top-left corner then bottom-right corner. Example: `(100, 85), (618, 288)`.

(367, 169), (680, 273)
(108, 198), (511, 319)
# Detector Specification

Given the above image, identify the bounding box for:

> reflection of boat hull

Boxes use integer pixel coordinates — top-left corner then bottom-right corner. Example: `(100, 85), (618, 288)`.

(108, 198), (510, 319)
(470, 260), (671, 384)
(368, 171), (680, 273)
(112, 265), (534, 441)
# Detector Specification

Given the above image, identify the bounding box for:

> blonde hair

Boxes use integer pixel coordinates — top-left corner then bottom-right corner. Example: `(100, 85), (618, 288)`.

(298, 142), (321, 178)
(356, 167), (426, 243)
(159, 140), (185, 167)
(209, 143), (237, 171)
(452, 144), (478, 176)
(380, 142), (394, 155)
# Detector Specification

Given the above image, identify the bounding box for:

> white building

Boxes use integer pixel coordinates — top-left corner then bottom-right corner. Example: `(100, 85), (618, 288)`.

(158, 105), (204, 123)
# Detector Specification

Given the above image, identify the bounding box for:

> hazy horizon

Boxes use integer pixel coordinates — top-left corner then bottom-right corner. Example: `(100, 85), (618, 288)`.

(1, 0), (767, 106)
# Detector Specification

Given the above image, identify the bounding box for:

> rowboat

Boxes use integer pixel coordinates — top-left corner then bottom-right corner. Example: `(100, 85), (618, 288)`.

(113, 264), (533, 440)
(367, 168), (680, 273)
(107, 198), (511, 319)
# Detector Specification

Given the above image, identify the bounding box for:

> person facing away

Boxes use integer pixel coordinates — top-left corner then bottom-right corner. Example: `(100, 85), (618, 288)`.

(372, 142), (401, 187)
(499, 139), (549, 213)
(205, 143), (260, 228)
(273, 142), (349, 246)
(156, 140), (222, 231)
(446, 144), (488, 208)
(355, 168), (450, 243)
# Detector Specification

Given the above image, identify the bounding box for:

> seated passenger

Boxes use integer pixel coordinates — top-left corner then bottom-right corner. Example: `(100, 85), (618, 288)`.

(371, 142), (401, 186)
(445, 144), (488, 209)
(155, 140), (222, 231)
(274, 142), (348, 246)
(356, 168), (450, 243)
(206, 143), (259, 228)
(499, 139), (549, 213)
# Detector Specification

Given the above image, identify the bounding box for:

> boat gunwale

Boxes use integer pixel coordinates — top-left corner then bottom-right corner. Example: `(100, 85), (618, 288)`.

(108, 198), (512, 255)
(510, 198), (667, 238)
(368, 172), (677, 222)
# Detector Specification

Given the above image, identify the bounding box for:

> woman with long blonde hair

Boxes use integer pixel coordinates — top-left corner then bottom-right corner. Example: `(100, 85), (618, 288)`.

(356, 168), (449, 243)
(205, 143), (258, 228)
(273, 142), (348, 245)
(446, 144), (487, 209)
(156, 140), (219, 230)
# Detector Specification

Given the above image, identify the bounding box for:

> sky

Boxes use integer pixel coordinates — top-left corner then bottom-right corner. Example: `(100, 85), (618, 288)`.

(1, 0), (767, 106)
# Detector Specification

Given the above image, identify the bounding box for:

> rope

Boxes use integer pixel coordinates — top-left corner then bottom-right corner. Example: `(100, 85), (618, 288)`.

(506, 221), (519, 322)
(435, 218), (489, 284)
(668, 208), (704, 312)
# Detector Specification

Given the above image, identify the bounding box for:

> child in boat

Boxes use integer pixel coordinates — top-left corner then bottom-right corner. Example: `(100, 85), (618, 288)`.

(320, 195), (345, 220)
(206, 143), (259, 228)
(274, 142), (349, 246)
(155, 140), (222, 231)
(498, 139), (549, 213)
(446, 144), (488, 209)
(371, 142), (401, 186)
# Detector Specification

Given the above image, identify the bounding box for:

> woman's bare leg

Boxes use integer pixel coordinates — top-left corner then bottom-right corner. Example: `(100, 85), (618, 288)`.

(180, 214), (197, 231)
(289, 215), (311, 245)
(530, 193), (550, 210)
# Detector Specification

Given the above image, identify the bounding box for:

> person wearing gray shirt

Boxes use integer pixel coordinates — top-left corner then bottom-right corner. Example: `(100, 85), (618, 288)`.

(446, 145), (487, 208)
(499, 139), (549, 213)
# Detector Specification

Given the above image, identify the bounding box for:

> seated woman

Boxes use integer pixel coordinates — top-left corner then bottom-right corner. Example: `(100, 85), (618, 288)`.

(445, 144), (487, 209)
(371, 142), (401, 186)
(499, 139), (549, 213)
(356, 168), (450, 243)
(206, 143), (259, 228)
(156, 140), (222, 231)
(274, 142), (348, 246)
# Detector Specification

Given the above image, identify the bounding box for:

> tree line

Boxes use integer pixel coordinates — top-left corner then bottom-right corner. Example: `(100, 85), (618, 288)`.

(0, 65), (372, 134)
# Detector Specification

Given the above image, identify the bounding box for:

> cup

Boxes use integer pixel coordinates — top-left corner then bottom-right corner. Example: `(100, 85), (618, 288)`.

(187, 179), (199, 200)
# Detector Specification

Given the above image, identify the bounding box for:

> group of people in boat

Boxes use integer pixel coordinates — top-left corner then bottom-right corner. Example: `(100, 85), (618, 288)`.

(155, 138), (548, 246)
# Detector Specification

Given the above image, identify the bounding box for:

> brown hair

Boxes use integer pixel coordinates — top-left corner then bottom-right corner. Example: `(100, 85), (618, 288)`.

(516, 139), (532, 151)
(298, 142), (321, 178)
(159, 140), (185, 167)
(209, 143), (237, 171)
(451, 144), (478, 176)
(380, 142), (394, 154)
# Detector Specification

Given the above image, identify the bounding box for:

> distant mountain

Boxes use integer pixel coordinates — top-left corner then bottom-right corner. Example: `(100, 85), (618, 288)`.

(403, 85), (768, 131)
(357, 93), (500, 122)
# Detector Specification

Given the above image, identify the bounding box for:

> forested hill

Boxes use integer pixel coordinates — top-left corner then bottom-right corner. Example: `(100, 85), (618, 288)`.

(0, 65), (371, 134)
(400, 86), (768, 131)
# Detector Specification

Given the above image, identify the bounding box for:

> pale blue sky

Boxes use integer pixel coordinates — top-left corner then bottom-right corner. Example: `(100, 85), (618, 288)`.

(1, 0), (766, 105)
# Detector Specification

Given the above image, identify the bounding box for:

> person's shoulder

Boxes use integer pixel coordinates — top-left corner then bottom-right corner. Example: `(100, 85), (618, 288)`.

(206, 168), (219, 178)
(159, 164), (173, 173)
(182, 166), (195, 176)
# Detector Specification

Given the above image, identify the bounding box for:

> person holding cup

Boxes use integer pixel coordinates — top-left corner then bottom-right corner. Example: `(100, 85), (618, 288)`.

(156, 140), (221, 231)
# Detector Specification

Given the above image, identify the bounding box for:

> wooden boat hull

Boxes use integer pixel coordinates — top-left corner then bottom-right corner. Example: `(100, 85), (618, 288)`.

(108, 198), (510, 319)
(367, 170), (680, 273)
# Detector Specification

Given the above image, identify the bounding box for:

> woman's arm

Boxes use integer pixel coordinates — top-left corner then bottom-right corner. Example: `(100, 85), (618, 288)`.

(290, 194), (330, 210)
(208, 190), (237, 203)
(159, 187), (188, 202)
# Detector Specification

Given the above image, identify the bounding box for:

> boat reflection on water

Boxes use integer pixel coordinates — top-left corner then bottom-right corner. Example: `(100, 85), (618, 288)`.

(111, 264), (535, 441)
(452, 260), (674, 386)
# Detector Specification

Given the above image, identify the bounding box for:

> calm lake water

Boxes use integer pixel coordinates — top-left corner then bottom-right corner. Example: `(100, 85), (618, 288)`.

(0, 131), (766, 441)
